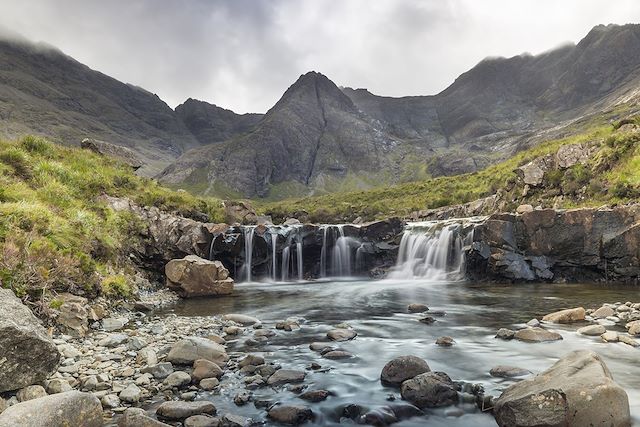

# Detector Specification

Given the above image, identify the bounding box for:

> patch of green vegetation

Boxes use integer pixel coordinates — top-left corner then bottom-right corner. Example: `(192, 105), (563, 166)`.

(0, 136), (224, 301)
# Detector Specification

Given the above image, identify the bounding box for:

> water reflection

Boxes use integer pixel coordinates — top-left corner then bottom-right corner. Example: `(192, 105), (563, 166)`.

(158, 280), (640, 426)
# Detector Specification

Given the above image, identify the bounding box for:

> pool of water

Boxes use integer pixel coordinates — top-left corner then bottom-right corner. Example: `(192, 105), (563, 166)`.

(158, 279), (640, 426)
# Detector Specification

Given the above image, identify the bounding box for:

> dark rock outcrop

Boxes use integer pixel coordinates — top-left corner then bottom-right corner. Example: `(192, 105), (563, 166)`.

(0, 289), (60, 393)
(81, 138), (143, 170)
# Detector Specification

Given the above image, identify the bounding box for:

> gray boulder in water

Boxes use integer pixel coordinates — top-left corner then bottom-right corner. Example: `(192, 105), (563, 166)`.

(493, 350), (630, 427)
(0, 391), (102, 427)
(0, 288), (60, 393)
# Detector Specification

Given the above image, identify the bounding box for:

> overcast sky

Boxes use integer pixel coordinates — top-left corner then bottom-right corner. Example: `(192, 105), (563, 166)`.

(2, 0), (640, 113)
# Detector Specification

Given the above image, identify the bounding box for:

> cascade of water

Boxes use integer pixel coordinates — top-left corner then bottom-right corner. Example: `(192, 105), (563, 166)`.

(242, 226), (256, 282)
(281, 245), (290, 282)
(390, 218), (481, 280)
(296, 241), (303, 280)
(331, 225), (352, 276)
(271, 232), (278, 281)
(319, 226), (328, 277)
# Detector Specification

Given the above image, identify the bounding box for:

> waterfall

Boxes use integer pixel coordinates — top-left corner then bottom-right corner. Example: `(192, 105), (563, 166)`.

(320, 226), (328, 277)
(280, 225), (303, 281)
(242, 226), (256, 282)
(332, 225), (352, 276)
(390, 219), (479, 280)
(318, 224), (361, 278)
(270, 232), (278, 281)
(296, 241), (303, 281)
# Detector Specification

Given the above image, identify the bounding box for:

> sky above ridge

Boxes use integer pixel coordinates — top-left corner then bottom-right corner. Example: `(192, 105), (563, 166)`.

(2, 0), (640, 113)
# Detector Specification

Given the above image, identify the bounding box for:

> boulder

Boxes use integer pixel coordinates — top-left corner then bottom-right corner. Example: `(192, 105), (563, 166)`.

(268, 405), (314, 425)
(327, 328), (357, 341)
(542, 307), (585, 323)
(222, 314), (260, 325)
(0, 288), (60, 393)
(55, 293), (89, 337)
(380, 356), (430, 387)
(516, 157), (551, 186)
(495, 328), (516, 340)
(16, 385), (47, 402)
(81, 138), (143, 169)
(493, 350), (630, 427)
(514, 327), (563, 343)
(192, 359), (224, 381)
(400, 372), (458, 408)
(555, 143), (590, 169)
(119, 408), (172, 427)
(593, 306), (616, 319)
(184, 415), (220, 427)
(164, 371), (192, 388)
(625, 320), (640, 336)
(166, 255), (234, 298)
(156, 401), (216, 420)
(577, 324), (606, 336)
(167, 338), (229, 366)
(267, 369), (306, 386)
(0, 391), (102, 427)
(489, 366), (531, 378)
(299, 390), (330, 402)
(223, 200), (257, 225)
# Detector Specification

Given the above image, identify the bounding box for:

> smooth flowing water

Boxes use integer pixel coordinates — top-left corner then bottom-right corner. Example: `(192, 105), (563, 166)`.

(159, 279), (640, 426)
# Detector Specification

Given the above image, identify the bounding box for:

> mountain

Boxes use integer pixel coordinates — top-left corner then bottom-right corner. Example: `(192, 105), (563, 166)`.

(160, 24), (640, 198)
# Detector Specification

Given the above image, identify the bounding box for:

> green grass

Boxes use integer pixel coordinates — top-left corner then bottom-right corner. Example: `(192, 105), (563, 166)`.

(0, 135), (224, 301)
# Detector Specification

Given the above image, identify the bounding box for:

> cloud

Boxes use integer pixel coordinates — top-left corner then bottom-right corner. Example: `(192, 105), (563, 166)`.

(2, 0), (640, 113)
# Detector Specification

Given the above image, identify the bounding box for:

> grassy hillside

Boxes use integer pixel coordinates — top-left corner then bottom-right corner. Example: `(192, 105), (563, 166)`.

(261, 118), (640, 223)
(0, 136), (224, 307)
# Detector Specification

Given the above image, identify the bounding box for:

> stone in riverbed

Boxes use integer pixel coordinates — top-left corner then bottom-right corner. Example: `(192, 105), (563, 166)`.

(495, 328), (515, 340)
(400, 372), (458, 408)
(101, 394), (120, 409)
(299, 390), (331, 402)
(185, 415), (220, 427)
(199, 378), (220, 390)
(46, 379), (72, 394)
(309, 342), (332, 352)
(167, 337), (229, 366)
(593, 305), (616, 319)
(493, 350), (630, 427)
(164, 371), (192, 388)
(577, 324), (606, 336)
(119, 408), (172, 427)
(193, 359), (224, 381)
(601, 330), (619, 342)
(267, 405), (314, 426)
(166, 255), (234, 298)
(418, 316), (436, 324)
(327, 328), (357, 341)
(142, 362), (174, 379)
(156, 401), (217, 420)
(322, 350), (353, 359)
(0, 288), (60, 393)
(514, 327), (562, 342)
(542, 307), (585, 324)
(119, 383), (142, 403)
(489, 366), (531, 378)
(221, 413), (252, 427)
(267, 369), (306, 386)
(238, 354), (265, 367)
(435, 336), (454, 346)
(407, 304), (428, 313)
(223, 314), (260, 326)
(625, 320), (640, 336)
(102, 317), (128, 331)
(16, 385), (47, 402)
(618, 335), (639, 347)
(380, 356), (430, 387)
(0, 391), (102, 427)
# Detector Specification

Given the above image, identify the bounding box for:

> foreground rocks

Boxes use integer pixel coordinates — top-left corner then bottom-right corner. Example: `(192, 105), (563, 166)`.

(165, 255), (234, 298)
(0, 391), (102, 427)
(494, 350), (630, 427)
(400, 372), (458, 408)
(0, 289), (60, 393)
(542, 307), (585, 323)
(380, 356), (430, 387)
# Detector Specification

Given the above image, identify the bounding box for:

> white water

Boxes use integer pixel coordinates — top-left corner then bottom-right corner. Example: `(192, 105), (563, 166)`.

(270, 232), (277, 281)
(319, 225), (362, 278)
(242, 226), (255, 282)
(281, 225), (303, 281)
(390, 218), (480, 280)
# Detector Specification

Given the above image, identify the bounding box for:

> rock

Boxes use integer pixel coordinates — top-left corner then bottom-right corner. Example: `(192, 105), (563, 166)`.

(309, 342), (332, 352)
(495, 328), (515, 340)
(119, 383), (142, 403)
(193, 359), (224, 381)
(101, 393), (120, 409)
(164, 371), (192, 388)
(99, 333), (128, 347)
(514, 327), (563, 342)
(418, 316), (436, 324)
(166, 256), (234, 298)
(55, 293), (89, 337)
(601, 330), (619, 342)
(515, 204), (534, 214)
(167, 338), (229, 366)
(223, 200), (257, 225)
(137, 348), (158, 365)
(490, 366), (531, 378)
(400, 372), (459, 408)
(128, 336), (148, 351)
(526, 318), (540, 327)
(0, 391), (102, 427)
(142, 362), (174, 379)
(593, 306), (616, 319)
(407, 304), (428, 313)
(299, 390), (330, 402)
(16, 385), (47, 402)
(156, 401), (216, 420)
(577, 324), (606, 336)
(185, 415), (220, 427)
(119, 408), (172, 427)
(223, 314), (260, 326)
(435, 336), (454, 346)
(0, 288), (60, 393)
(199, 378), (220, 390)
(516, 157), (550, 186)
(493, 350), (630, 427)
(268, 405), (314, 426)
(618, 335), (639, 347)
(221, 413), (251, 427)
(327, 328), (356, 341)
(542, 307), (585, 323)
(81, 138), (143, 169)
(46, 379), (72, 394)
(380, 356), (430, 387)
(102, 317), (128, 331)
(322, 350), (353, 359)
(555, 143), (590, 169)
(267, 369), (306, 386)
(238, 354), (264, 367)
(233, 392), (251, 406)
(625, 320), (640, 336)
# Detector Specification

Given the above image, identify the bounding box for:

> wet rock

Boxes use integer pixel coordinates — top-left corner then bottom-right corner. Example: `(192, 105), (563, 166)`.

(156, 401), (217, 420)
(577, 324), (606, 336)
(625, 320), (640, 336)
(46, 379), (72, 395)
(593, 306), (616, 319)
(16, 385), (47, 402)
(119, 408), (172, 427)
(0, 391), (102, 427)
(0, 288), (60, 393)
(380, 356), (430, 387)
(322, 350), (353, 359)
(167, 337), (229, 366)
(495, 328), (515, 340)
(276, 319), (300, 331)
(164, 371), (192, 388)
(239, 354), (265, 367)
(601, 330), (619, 342)
(400, 372), (459, 408)
(199, 378), (220, 390)
(418, 316), (436, 324)
(542, 307), (585, 324)
(618, 335), (639, 347)
(268, 405), (314, 426)
(489, 366), (531, 378)
(193, 359), (224, 381)
(309, 342), (332, 352)
(166, 255), (234, 298)
(493, 350), (630, 427)
(360, 406), (397, 426)
(407, 304), (428, 313)
(526, 318), (540, 327)
(221, 413), (252, 427)
(185, 415), (221, 427)
(142, 362), (174, 379)
(233, 392), (251, 406)
(223, 314), (260, 326)
(327, 329), (357, 341)
(119, 383), (142, 403)
(514, 327), (562, 342)
(435, 336), (454, 347)
(267, 369), (306, 386)
(299, 390), (330, 402)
